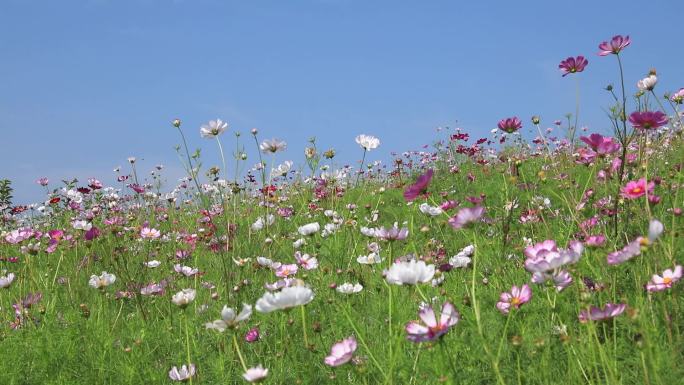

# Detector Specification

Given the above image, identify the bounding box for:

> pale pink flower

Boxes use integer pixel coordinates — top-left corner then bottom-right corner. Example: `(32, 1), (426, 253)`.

(496, 284), (532, 314)
(578, 303), (626, 322)
(646, 266), (682, 292)
(324, 337), (357, 366)
(405, 302), (459, 342)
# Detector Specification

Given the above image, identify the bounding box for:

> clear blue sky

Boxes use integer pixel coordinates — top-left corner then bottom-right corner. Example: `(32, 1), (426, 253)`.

(2, 0), (682, 204)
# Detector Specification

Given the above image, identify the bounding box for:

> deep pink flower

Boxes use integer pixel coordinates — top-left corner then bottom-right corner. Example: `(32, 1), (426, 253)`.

(621, 178), (654, 199)
(405, 302), (459, 342)
(579, 133), (620, 155)
(245, 327), (260, 342)
(496, 284), (532, 314)
(559, 56), (588, 76)
(404, 169), (434, 201)
(324, 337), (357, 366)
(497, 117), (522, 134)
(578, 303), (626, 322)
(448, 206), (485, 229)
(585, 235), (606, 247)
(598, 35), (631, 56)
(628, 111), (669, 130)
(646, 266), (682, 292)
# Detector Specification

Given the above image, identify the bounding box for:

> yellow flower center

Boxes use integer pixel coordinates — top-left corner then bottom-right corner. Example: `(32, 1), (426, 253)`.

(511, 297), (522, 306)
(632, 187), (642, 194)
(663, 277), (673, 285)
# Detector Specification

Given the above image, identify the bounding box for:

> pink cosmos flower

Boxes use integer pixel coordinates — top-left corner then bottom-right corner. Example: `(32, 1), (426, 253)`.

(628, 111), (669, 130)
(620, 178), (654, 200)
(140, 227), (161, 239)
(275, 264), (298, 278)
(36, 177), (49, 186)
(324, 337), (357, 366)
(405, 302), (460, 342)
(375, 223), (409, 241)
(646, 266), (682, 292)
(578, 303), (626, 323)
(496, 284), (532, 314)
(168, 364), (196, 382)
(245, 327), (260, 342)
(598, 35), (631, 56)
(585, 235), (606, 247)
(671, 88), (684, 104)
(524, 240), (583, 273)
(559, 56), (588, 76)
(497, 117), (522, 134)
(448, 206), (485, 229)
(404, 169), (434, 201)
(579, 133), (620, 155)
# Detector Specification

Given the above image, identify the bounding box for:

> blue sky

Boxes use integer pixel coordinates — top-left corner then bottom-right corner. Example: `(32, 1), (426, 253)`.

(2, 0), (682, 203)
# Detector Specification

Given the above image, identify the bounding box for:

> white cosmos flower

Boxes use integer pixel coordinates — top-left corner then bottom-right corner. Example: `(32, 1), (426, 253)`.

(293, 238), (307, 249)
(259, 138), (287, 153)
(172, 288), (197, 307)
(360, 227), (377, 237)
(355, 134), (380, 151)
(648, 219), (664, 242)
(298, 222), (320, 236)
(255, 285), (314, 313)
(205, 303), (252, 332)
(89, 271), (116, 289)
(271, 161), (293, 178)
(0, 272), (16, 288)
(243, 365), (268, 383)
(200, 119), (228, 139)
(144, 260), (161, 268)
(637, 74), (657, 91)
(449, 244), (475, 268)
(336, 282), (363, 294)
(174, 264), (199, 277)
(385, 260), (435, 285)
(419, 203), (443, 216)
(251, 215), (275, 231)
(72, 219), (92, 231)
(357, 252), (382, 265)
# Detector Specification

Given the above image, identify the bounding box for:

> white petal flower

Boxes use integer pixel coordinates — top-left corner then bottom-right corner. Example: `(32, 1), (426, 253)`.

(336, 283), (363, 294)
(172, 288), (197, 307)
(88, 271), (116, 289)
(200, 119), (228, 139)
(255, 285), (314, 313)
(355, 134), (380, 151)
(385, 260), (435, 285)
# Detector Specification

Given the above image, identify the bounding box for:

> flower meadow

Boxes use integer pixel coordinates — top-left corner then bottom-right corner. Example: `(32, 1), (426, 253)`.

(2, 35), (684, 385)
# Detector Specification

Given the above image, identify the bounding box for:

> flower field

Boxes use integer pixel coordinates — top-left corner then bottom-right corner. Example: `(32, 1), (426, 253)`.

(1, 34), (684, 384)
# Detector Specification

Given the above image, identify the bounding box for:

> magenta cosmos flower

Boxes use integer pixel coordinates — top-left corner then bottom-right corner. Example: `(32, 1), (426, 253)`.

(559, 56), (588, 76)
(628, 111), (669, 130)
(496, 284), (532, 314)
(578, 303), (626, 323)
(404, 169), (434, 201)
(324, 337), (357, 366)
(497, 117), (522, 134)
(620, 178), (654, 200)
(646, 266), (682, 292)
(579, 133), (620, 155)
(448, 206), (485, 229)
(405, 302), (460, 342)
(598, 35), (631, 56)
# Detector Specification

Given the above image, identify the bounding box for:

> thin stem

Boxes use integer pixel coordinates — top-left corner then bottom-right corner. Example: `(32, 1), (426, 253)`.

(300, 305), (310, 349)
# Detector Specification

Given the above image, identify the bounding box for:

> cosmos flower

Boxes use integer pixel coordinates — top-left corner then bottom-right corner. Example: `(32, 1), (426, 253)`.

(628, 111), (669, 130)
(294, 252), (319, 270)
(297, 222), (320, 236)
(205, 303), (252, 332)
(671, 88), (684, 104)
(355, 134), (380, 151)
(637, 74), (658, 91)
(88, 271), (116, 289)
(404, 169), (434, 201)
(385, 260), (435, 285)
(449, 245), (475, 268)
(169, 364), (196, 382)
(598, 35), (631, 56)
(324, 337), (358, 366)
(375, 223), (409, 241)
(356, 253), (382, 265)
(171, 289), (197, 307)
(0, 273), (16, 288)
(579, 133), (620, 155)
(140, 227), (161, 240)
(497, 117), (522, 134)
(275, 264), (298, 278)
(419, 203), (443, 216)
(578, 303), (626, 322)
(524, 240), (583, 273)
(496, 284), (532, 314)
(336, 283), (363, 294)
(174, 264), (199, 277)
(405, 302), (459, 342)
(243, 365), (268, 383)
(200, 119), (228, 138)
(271, 160), (293, 178)
(646, 266), (682, 292)
(448, 206), (485, 229)
(36, 177), (49, 186)
(559, 56), (588, 76)
(259, 138), (287, 153)
(255, 285), (314, 313)
(621, 178), (654, 200)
